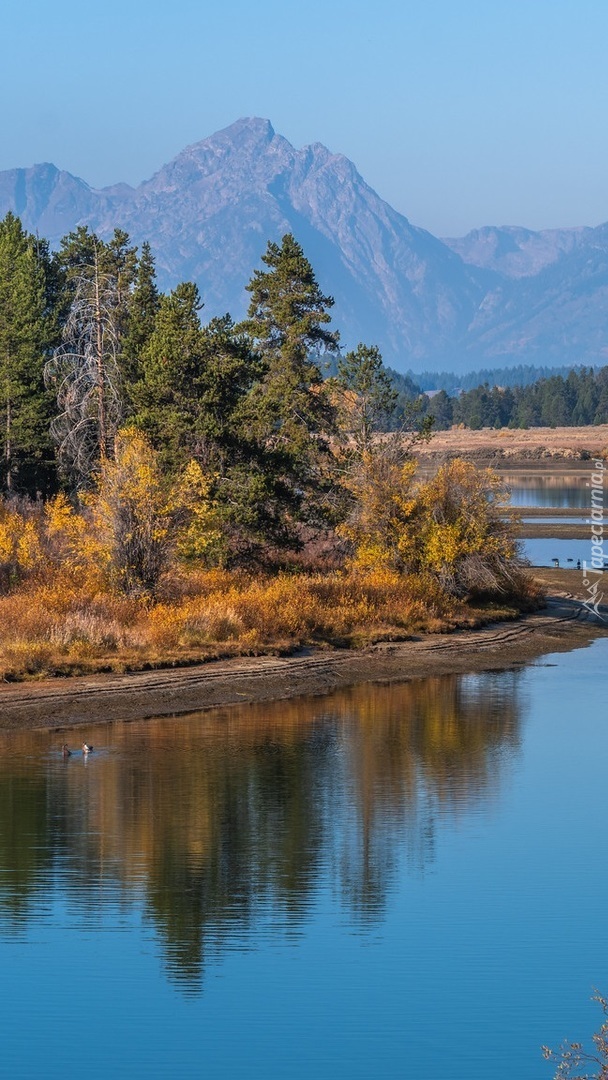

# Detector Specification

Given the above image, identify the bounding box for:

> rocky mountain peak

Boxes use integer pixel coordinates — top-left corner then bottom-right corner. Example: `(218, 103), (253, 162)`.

(1, 120), (607, 371)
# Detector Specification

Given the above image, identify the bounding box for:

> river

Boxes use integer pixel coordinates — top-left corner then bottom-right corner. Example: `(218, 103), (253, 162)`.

(505, 468), (603, 568)
(0, 638), (606, 1079)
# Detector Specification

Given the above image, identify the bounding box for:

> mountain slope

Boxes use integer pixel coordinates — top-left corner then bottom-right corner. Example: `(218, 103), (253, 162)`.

(0, 119), (487, 368)
(1, 118), (608, 372)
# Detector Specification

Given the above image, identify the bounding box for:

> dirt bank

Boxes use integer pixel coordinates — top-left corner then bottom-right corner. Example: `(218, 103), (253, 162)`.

(519, 523), (589, 540)
(0, 595), (604, 732)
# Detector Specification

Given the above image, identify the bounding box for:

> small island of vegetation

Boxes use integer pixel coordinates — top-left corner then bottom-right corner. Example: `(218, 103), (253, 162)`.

(0, 214), (537, 681)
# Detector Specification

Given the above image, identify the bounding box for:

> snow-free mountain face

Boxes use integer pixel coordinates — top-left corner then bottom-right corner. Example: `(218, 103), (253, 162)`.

(443, 225), (595, 279)
(2, 118), (608, 372)
(0, 119), (487, 369)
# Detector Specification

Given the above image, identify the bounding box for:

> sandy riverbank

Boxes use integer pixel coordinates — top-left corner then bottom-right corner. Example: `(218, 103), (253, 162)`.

(519, 523), (589, 539)
(0, 588), (604, 732)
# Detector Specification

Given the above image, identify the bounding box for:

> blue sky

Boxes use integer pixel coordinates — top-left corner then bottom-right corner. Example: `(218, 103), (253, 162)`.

(4, 0), (608, 235)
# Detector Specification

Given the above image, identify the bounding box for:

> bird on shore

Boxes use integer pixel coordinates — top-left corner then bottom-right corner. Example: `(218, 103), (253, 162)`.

(61, 744), (72, 757)
(82, 743), (93, 754)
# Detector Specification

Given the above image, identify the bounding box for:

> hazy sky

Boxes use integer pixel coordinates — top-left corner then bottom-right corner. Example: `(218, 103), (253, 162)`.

(4, 0), (607, 235)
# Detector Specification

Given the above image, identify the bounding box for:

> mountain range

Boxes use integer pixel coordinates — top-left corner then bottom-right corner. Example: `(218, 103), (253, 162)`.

(1, 117), (607, 375)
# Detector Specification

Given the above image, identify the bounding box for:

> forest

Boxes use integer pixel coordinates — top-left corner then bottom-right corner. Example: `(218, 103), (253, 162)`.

(409, 367), (608, 431)
(0, 212), (535, 679)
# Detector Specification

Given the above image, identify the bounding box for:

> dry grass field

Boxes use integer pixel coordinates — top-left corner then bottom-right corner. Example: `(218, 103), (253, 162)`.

(416, 425), (608, 461)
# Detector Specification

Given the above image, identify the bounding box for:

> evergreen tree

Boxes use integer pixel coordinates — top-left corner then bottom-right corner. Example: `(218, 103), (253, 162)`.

(121, 241), (160, 406)
(538, 376), (570, 427)
(594, 367), (608, 423)
(240, 234), (338, 449)
(238, 234), (339, 531)
(423, 389), (453, 430)
(57, 225), (99, 286)
(132, 281), (206, 471)
(133, 290), (302, 561)
(58, 225), (137, 295)
(0, 213), (57, 495)
(105, 229), (138, 308)
(198, 315), (300, 559)
(243, 233), (339, 362)
(335, 343), (398, 456)
(570, 367), (597, 425)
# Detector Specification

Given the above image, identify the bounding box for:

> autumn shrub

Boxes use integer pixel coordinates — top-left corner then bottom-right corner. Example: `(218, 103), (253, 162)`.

(146, 568), (461, 653)
(405, 460), (525, 599)
(341, 453), (527, 600)
(44, 492), (105, 584)
(0, 555), (521, 679)
(0, 498), (45, 590)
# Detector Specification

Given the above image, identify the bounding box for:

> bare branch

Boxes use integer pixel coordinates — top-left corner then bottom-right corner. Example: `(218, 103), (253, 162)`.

(45, 261), (124, 487)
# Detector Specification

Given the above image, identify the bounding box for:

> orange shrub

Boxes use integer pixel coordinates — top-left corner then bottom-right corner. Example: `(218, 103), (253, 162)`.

(0, 500), (527, 680)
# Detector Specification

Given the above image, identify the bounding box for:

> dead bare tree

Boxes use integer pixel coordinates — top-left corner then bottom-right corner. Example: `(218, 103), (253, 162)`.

(45, 245), (123, 486)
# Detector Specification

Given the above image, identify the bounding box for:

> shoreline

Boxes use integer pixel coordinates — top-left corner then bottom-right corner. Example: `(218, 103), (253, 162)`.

(1, 596), (605, 733)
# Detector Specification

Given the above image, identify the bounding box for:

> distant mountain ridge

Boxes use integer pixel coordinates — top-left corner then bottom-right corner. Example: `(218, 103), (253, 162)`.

(442, 224), (596, 278)
(1, 118), (608, 374)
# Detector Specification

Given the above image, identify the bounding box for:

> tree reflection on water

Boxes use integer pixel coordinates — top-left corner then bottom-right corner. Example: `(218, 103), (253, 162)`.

(0, 671), (523, 991)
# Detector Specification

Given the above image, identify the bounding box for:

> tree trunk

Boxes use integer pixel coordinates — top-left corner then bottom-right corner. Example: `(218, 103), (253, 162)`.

(93, 251), (107, 462)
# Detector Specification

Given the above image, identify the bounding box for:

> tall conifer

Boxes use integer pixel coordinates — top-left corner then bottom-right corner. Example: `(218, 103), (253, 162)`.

(0, 213), (57, 495)
(238, 234), (339, 531)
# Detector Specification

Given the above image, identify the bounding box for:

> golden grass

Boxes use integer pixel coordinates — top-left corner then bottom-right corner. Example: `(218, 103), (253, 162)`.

(0, 564), (538, 681)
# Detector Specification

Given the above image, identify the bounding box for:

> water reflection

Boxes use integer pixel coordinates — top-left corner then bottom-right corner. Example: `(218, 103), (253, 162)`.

(500, 471), (590, 508)
(0, 672), (523, 991)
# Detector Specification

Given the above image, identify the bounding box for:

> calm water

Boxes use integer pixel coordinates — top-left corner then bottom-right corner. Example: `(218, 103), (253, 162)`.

(505, 472), (597, 564)
(521, 517), (589, 525)
(501, 472), (592, 508)
(1, 644), (607, 1079)
(522, 537), (596, 566)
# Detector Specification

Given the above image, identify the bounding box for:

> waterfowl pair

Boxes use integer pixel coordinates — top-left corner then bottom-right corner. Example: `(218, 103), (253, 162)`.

(61, 743), (94, 755)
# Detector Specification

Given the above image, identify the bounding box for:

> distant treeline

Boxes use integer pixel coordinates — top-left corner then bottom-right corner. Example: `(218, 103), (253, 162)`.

(409, 367), (608, 430)
(337, 354), (608, 432)
(407, 364), (593, 394)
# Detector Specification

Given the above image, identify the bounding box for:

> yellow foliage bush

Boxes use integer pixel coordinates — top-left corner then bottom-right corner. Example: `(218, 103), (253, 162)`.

(0, 503), (45, 584)
(341, 453), (524, 598)
(90, 429), (223, 594)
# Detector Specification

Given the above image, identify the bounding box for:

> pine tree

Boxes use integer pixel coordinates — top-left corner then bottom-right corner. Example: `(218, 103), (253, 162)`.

(240, 234), (337, 446)
(243, 233), (338, 360)
(238, 234), (339, 531)
(58, 225), (137, 295)
(121, 241), (160, 406)
(133, 291), (313, 561)
(132, 281), (206, 471)
(0, 213), (57, 495)
(335, 343), (398, 457)
(198, 315), (302, 559)
(105, 229), (138, 308)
